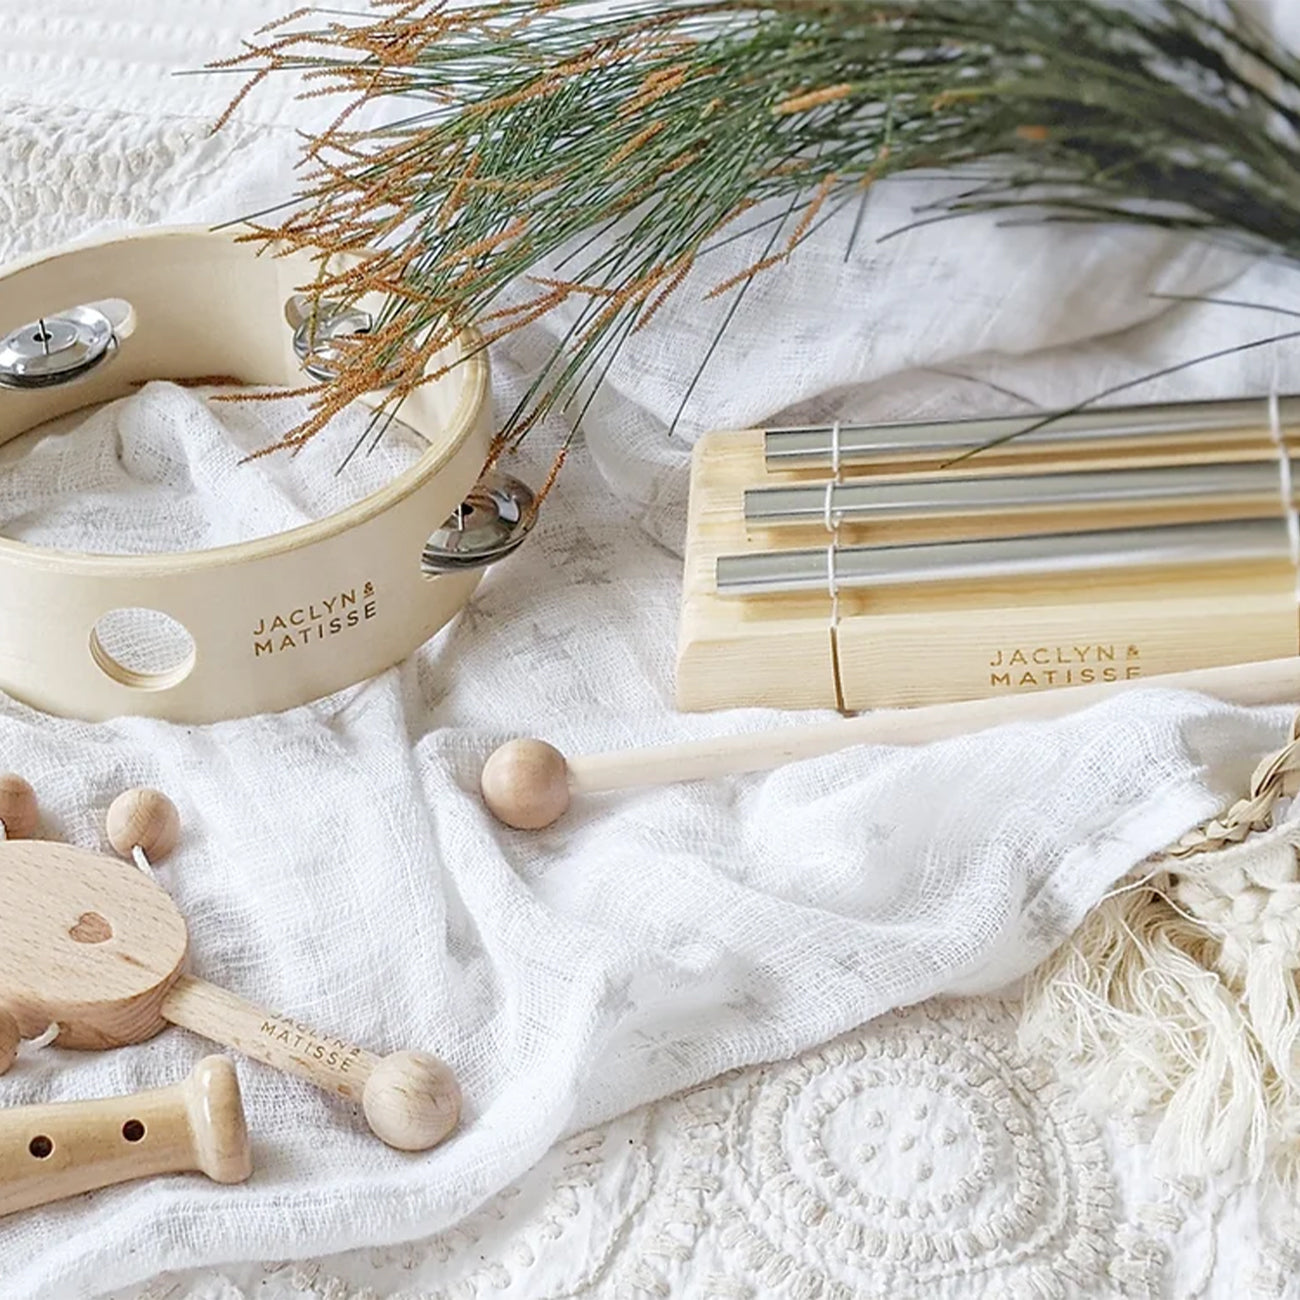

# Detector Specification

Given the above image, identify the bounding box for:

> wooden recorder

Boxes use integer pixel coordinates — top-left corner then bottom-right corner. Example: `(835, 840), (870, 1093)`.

(0, 1057), (251, 1217)
(678, 397), (1300, 712)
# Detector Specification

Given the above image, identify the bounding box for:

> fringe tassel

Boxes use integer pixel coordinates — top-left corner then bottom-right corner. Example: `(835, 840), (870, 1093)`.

(1021, 716), (1300, 1183)
(1021, 838), (1300, 1181)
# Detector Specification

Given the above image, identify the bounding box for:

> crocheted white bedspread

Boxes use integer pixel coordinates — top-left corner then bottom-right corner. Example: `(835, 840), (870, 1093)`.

(112, 990), (1300, 1300)
(3, 4), (1300, 1299)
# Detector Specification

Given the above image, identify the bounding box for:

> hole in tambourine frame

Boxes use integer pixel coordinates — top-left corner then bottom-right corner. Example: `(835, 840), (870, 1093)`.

(89, 608), (197, 691)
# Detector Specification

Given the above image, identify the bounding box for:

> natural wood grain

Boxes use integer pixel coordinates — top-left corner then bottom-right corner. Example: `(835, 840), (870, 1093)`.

(0, 774), (38, 840)
(0, 1056), (251, 1217)
(361, 1051), (463, 1152)
(161, 975), (380, 1102)
(0, 1009), (19, 1076)
(106, 788), (180, 862)
(0, 841), (187, 1048)
(480, 739), (571, 829)
(0, 840), (461, 1149)
(0, 227), (492, 723)
(161, 976), (461, 1152)
(678, 428), (1300, 712)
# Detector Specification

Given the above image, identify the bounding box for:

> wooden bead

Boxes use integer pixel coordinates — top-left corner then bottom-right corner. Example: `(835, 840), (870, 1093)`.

(0, 1009), (19, 1076)
(107, 788), (180, 862)
(479, 740), (571, 830)
(0, 775), (38, 840)
(362, 1051), (462, 1152)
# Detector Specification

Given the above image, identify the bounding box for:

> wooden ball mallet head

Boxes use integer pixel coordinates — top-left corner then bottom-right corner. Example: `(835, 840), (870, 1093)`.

(0, 779), (461, 1152)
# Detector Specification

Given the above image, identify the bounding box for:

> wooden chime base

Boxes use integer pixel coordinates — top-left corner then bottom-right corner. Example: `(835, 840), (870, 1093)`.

(677, 422), (1300, 713)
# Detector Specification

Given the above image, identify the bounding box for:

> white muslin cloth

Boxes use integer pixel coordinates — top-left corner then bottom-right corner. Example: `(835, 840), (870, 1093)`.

(0, 383), (1289, 1300)
(0, 3), (1298, 1297)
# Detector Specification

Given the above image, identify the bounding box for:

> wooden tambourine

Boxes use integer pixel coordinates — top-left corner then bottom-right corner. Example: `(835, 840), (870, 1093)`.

(0, 227), (529, 723)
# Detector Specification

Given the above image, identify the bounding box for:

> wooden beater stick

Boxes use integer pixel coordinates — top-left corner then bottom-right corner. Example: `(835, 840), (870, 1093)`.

(480, 656), (1300, 830)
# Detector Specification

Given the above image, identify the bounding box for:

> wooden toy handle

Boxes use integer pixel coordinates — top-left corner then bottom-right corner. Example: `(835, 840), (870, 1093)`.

(160, 976), (461, 1152)
(572, 655), (1300, 791)
(481, 655), (1300, 828)
(162, 976), (378, 1100)
(0, 1056), (250, 1217)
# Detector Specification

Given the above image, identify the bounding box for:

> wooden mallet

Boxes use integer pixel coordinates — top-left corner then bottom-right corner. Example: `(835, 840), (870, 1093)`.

(480, 655), (1300, 829)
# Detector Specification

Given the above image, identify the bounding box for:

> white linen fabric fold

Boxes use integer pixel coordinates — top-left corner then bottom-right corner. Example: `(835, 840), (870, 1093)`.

(1, 3), (1299, 1297)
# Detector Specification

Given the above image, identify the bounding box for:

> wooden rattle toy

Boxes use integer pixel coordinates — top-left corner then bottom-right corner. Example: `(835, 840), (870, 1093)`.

(0, 785), (460, 1152)
(0, 226), (535, 724)
(0, 1056), (251, 1217)
(481, 654), (1300, 829)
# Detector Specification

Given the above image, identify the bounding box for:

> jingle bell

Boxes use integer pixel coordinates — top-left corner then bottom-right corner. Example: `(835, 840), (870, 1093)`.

(0, 304), (118, 389)
(285, 294), (374, 383)
(423, 472), (537, 573)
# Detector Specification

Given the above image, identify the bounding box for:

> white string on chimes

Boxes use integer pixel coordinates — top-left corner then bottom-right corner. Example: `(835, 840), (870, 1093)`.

(480, 656), (1300, 829)
(729, 397), (1300, 598)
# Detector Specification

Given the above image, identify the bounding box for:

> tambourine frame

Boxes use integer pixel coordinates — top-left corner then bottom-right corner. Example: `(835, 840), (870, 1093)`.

(0, 227), (492, 723)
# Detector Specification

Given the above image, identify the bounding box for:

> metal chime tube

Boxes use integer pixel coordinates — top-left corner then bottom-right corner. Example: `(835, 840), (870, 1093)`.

(716, 517), (1293, 597)
(745, 460), (1293, 524)
(763, 395), (1300, 469)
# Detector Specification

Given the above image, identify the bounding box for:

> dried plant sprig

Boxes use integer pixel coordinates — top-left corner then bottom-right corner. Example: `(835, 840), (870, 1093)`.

(224, 1), (1300, 465)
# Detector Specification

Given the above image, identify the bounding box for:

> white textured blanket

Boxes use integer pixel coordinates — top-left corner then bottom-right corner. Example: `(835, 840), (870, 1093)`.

(1, 5), (1298, 1299)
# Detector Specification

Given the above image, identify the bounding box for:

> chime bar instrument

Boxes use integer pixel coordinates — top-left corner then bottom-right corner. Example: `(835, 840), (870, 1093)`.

(717, 518), (1292, 597)
(678, 395), (1300, 713)
(744, 460), (1295, 525)
(481, 655), (1300, 829)
(763, 395), (1300, 468)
